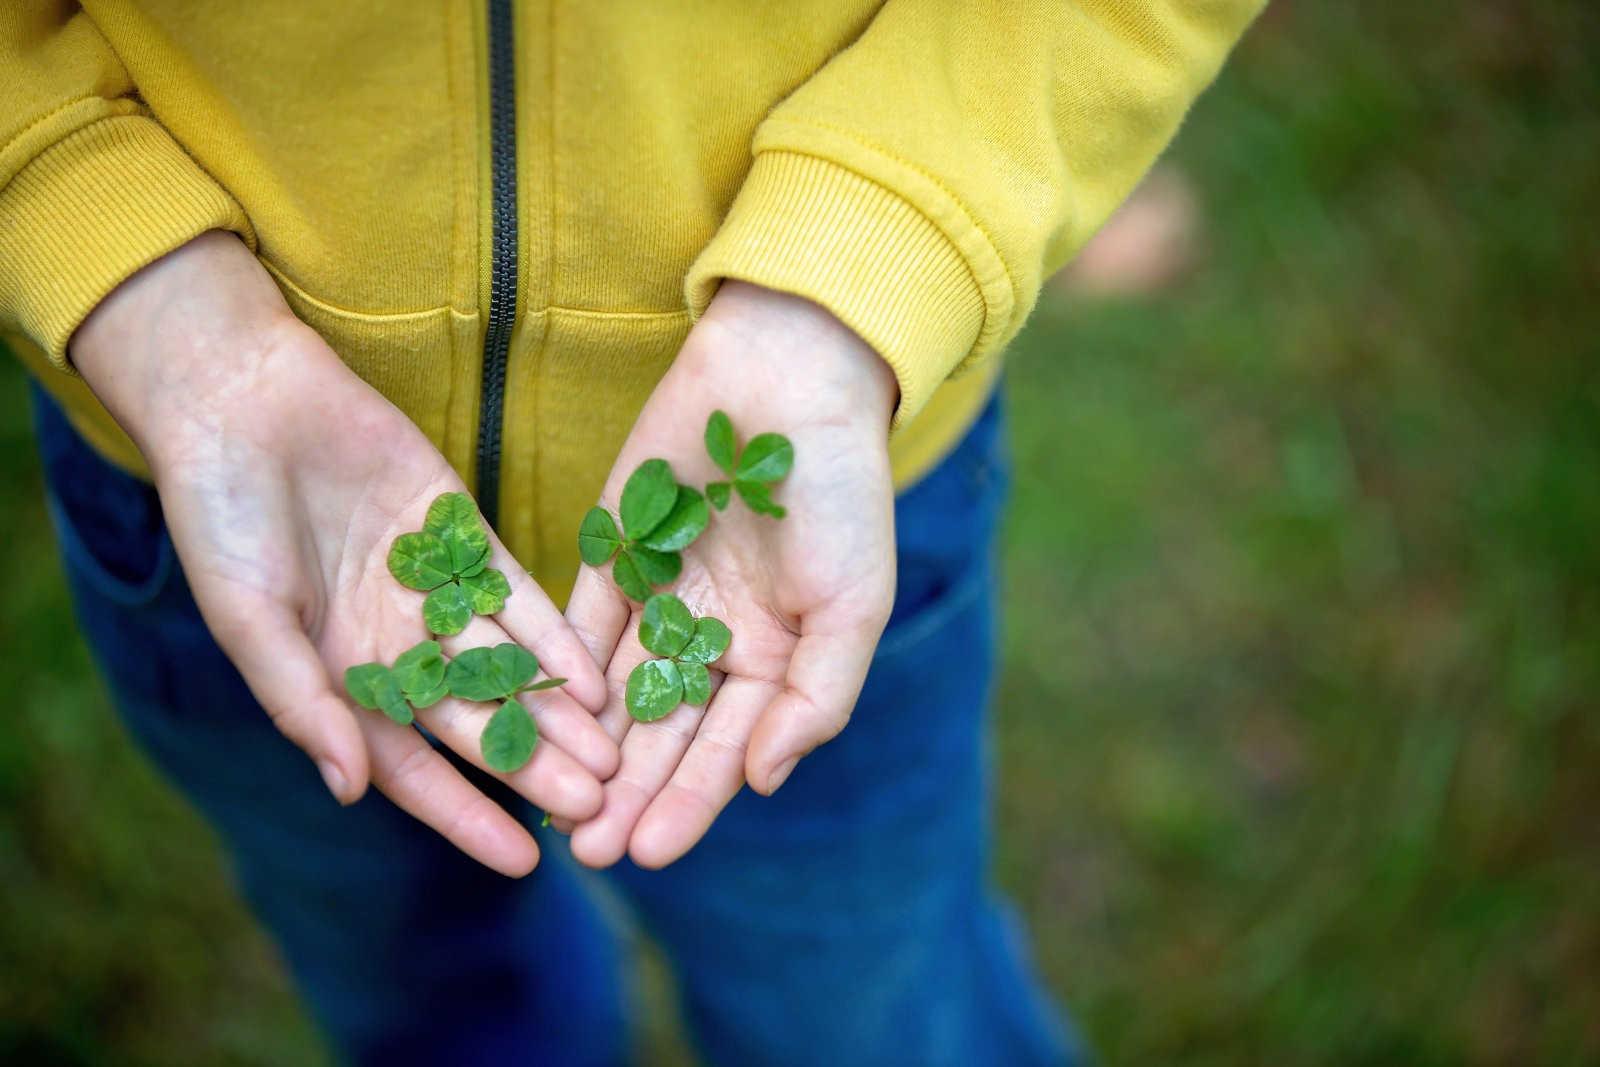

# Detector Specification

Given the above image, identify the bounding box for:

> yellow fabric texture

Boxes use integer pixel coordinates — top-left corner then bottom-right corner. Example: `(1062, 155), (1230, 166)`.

(1, 0), (1263, 601)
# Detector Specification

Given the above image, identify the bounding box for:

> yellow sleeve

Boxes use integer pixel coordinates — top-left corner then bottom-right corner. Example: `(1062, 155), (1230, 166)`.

(0, 2), (253, 369)
(685, 0), (1266, 429)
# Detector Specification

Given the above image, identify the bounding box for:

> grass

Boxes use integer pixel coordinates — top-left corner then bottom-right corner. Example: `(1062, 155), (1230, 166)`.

(1, 3), (1597, 1063)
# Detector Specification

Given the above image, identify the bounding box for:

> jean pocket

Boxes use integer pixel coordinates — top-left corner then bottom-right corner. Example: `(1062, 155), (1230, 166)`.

(873, 559), (991, 664)
(886, 387), (1008, 629)
(45, 484), (175, 610)
(34, 389), (174, 608)
(721, 553), (995, 845)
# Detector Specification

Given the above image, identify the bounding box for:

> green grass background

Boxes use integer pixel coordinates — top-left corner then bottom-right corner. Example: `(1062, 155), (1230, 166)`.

(2, 4), (1597, 1063)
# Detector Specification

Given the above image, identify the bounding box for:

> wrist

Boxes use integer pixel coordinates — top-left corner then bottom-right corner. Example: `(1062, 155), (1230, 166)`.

(696, 280), (899, 432)
(70, 230), (306, 463)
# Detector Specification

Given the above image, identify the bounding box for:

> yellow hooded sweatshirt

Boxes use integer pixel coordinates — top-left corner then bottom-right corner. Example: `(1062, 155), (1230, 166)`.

(1, 0), (1263, 598)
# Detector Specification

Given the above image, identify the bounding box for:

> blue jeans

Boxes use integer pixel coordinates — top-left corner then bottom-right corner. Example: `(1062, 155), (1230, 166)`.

(34, 386), (1078, 1067)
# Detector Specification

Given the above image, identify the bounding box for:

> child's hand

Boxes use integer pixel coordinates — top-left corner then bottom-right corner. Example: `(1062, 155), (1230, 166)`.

(563, 281), (899, 868)
(70, 232), (617, 877)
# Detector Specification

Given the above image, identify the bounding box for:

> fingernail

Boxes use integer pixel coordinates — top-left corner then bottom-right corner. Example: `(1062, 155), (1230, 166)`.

(318, 759), (350, 803)
(767, 757), (799, 794)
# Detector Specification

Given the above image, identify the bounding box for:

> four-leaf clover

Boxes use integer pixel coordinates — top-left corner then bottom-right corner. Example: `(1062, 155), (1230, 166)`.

(386, 492), (512, 635)
(625, 594), (733, 722)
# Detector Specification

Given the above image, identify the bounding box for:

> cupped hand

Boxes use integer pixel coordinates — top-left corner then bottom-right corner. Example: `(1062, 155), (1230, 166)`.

(70, 232), (616, 877)
(563, 281), (899, 869)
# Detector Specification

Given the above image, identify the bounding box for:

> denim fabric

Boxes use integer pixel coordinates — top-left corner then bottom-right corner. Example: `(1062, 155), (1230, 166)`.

(33, 386), (1079, 1067)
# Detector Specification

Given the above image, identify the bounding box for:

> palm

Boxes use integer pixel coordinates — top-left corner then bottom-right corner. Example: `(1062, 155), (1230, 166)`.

(152, 328), (615, 876)
(669, 422), (890, 688)
(565, 282), (898, 869)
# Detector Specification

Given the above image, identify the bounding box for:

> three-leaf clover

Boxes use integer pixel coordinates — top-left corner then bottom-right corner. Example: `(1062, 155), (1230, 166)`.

(704, 410), (793, 518)
(578, 458), (708, 601)
(387, 492), (512, 635)
(345, 639), (562, 775)
(343, 639), (451, 726)
(442, 643), (562, 774)
(625, 594), (732, 722)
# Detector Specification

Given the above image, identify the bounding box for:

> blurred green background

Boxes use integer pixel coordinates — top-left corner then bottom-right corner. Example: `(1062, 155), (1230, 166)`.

(3, 3), (1597, 1064)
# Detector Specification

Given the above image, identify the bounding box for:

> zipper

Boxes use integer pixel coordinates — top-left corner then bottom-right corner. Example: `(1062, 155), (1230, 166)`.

(475, 0), (518, 529)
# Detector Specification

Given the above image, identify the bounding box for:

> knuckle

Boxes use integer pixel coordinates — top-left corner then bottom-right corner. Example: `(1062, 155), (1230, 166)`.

(263, 697), (309, 741)
(695, 730), (749, 762)
(441, 792), (502, 849)
(373, 744), (436, 796)
(790, 686), (849, 741)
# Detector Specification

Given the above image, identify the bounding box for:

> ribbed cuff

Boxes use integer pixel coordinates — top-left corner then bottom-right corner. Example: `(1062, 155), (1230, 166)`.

(685, 151), (986, 430)
(0, 114), (254, 369)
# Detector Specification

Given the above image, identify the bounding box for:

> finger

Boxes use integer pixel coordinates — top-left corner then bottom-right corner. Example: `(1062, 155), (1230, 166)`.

(628, 675), (776, 869)
(489, 542), (609, 714)
(439, 616), (619, 780)
(360, 714), (539, 877)
(414, 691), (605, 823)
(564, 561), (632, 683)
(591, 605), (647, 746)
(746, 624), (880, 795)
(569, 640), (708, 868)
(205, 592), (370, 805)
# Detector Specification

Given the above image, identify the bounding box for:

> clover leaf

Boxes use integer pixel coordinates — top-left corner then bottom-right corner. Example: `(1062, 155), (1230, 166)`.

(578, 506), (622, 565)
(391, 640), (446, 703)
(625, 598), (731, 721)
(423, 583), (472, 636)
(611, 551), (652, 602)
(678, 616), (732, 664)
(705, 410), (736, 474)
(679, 661), (712, 706)
(626, 658), (683, 722)
(460, 567), (511, 614)
(637, 485), (709, 552)
(344, 662), (414, 725)
(702, 411), (793, 520)
(639, 594), (695, 657)
(424, 492), (491, 576)
(734, 480), (787, 520)
(480, 699), (539, 773)
(387, 532), (453, 591)
(620, 459), (678, 541)
(629, 544), (682, 586)
(408, 679), (450, 710)
(736, 433), (794, 484)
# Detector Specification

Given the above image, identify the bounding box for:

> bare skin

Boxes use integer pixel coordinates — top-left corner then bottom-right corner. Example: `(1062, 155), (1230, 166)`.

(70, 231), (617, 878)
(563, 281), (900, 869)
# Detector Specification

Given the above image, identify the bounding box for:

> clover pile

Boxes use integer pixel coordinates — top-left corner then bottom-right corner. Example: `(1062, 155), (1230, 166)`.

(344, 494), (562, 773)
(341, 411), (794, 777)
(580, 411), (792, 721)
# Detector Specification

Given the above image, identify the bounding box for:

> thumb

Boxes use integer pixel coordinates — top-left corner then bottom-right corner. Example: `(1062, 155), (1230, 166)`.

(746, 617), (883, 794)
